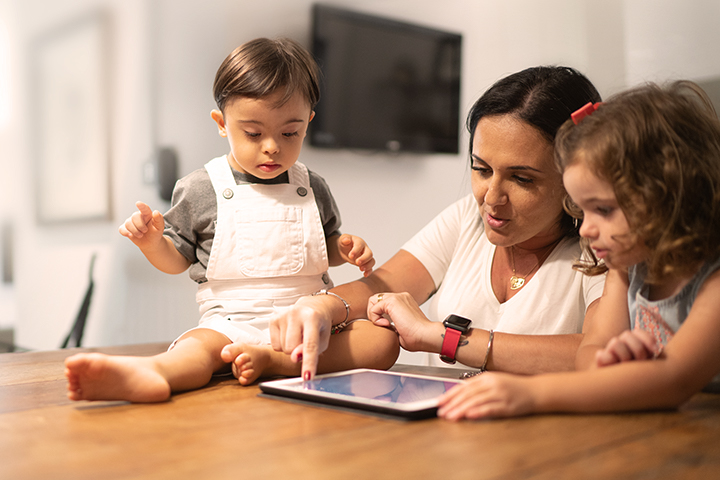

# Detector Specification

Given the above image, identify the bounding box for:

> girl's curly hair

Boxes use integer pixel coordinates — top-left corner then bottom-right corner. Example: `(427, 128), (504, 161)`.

(555, 81), (720, 283)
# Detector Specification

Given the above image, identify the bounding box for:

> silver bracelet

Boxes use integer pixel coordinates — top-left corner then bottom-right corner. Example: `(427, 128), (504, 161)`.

(480, 329), (494, 372)
(459, 329), (495, 379)
(311, 290), (350, 331)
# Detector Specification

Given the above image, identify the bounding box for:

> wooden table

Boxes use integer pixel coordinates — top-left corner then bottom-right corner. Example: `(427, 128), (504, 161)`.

(2, 343), (720, 479)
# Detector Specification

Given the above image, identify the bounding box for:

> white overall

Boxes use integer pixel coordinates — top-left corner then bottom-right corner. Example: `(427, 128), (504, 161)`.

(175, 155), (332, 346)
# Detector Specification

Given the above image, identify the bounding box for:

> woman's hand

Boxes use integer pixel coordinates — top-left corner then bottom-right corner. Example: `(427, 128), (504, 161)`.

(268, 294), (336, 380)
(594, 328), (660, 368)
(437, 373), (536, 421)
(366, 292), (435, 352)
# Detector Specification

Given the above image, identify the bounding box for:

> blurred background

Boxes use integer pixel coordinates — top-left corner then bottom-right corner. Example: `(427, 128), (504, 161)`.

(0, 0), (718, 360)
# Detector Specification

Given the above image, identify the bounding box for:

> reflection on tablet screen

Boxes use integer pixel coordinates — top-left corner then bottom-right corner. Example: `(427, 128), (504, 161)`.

(303, 371), (456, 404)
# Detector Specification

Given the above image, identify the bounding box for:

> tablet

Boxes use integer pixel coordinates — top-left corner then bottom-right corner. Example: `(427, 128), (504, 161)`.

(259, 369), (463, 419)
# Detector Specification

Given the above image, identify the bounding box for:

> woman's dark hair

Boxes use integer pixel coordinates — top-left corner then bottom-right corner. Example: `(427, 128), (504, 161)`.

(466, 66), (601, 237)
(467, 66), (601, 149)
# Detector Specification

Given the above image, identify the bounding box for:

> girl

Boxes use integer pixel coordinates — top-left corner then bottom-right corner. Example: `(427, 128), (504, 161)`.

(374, 80), (720, 420)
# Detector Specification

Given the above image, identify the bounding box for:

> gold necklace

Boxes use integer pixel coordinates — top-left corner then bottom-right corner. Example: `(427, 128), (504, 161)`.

(508, 241), (560, 290)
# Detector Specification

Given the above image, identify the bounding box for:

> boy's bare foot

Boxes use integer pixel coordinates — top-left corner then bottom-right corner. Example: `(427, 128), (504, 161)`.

(221, 343), (292, 385)
(64, 353), (171, 403)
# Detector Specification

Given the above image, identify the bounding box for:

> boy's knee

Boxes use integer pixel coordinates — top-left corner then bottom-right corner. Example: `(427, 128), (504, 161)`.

(374, 325), (401, 369)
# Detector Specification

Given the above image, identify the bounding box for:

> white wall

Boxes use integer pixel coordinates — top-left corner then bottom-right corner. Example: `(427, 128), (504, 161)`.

(1, 0), (719, 352)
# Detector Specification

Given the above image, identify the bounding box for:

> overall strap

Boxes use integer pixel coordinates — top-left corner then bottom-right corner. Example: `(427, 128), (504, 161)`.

(204, 156), (236, 195)
(287, 162), (311, 189)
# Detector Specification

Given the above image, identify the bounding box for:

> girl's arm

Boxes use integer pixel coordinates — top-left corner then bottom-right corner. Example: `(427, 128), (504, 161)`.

(439, 270), (720, 420)
(575, 268), (632, 370)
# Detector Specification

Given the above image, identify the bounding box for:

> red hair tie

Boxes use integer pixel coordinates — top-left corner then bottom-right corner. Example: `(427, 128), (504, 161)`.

(571, 102), (602, 125)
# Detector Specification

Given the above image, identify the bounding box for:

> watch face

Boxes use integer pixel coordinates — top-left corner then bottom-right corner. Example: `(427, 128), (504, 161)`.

(444, 314), (471, 331)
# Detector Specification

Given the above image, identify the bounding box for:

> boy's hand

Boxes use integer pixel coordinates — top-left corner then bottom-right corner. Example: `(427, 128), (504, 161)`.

(594, 327), (660, 368)
(337, 234), (375, 277)
(118, 201), (166, 249)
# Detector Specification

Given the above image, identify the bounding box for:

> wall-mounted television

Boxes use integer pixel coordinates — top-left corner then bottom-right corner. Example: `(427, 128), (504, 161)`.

(310, 4), (462, 154)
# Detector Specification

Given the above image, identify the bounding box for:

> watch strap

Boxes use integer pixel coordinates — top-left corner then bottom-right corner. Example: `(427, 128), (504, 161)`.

(440, 326), (463, 364)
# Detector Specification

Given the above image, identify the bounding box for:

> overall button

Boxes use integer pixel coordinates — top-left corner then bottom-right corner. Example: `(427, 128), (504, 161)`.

(322, 272), (330, 284)
(223, 188), (234, 199)
(297, 187), (308, 197)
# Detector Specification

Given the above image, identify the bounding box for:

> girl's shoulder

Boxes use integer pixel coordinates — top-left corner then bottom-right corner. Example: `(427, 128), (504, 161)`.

(691, 254), (720, 293)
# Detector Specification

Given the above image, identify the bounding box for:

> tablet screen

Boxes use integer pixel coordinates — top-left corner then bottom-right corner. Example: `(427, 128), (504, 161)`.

(305, 370), (456, 404)
(259, 369), (463, 419)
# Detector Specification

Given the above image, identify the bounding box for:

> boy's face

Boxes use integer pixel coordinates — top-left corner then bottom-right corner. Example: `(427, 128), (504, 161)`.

(563, 160), (647, 270)
(211, 90), (314, 179)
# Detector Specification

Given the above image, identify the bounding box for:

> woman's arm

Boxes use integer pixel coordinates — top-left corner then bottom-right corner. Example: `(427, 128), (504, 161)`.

(368, 293), (599, 374)
(269, 250), (435, 379)
(460, 328), (585, 374)
(343, 249), (436, 317)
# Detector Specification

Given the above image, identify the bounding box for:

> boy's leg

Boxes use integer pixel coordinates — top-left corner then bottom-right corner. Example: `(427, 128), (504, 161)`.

(222, 321), (400, 384)
(64, 328), (231, 402)
(316, 321), (401, 372)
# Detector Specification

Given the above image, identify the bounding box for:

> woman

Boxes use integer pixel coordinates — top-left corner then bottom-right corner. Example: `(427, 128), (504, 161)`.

(269, 66), (605, 380)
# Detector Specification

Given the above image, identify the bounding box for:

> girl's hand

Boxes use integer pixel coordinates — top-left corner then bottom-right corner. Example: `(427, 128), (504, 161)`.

(118, 201), (166, 249)
(367, 292), (432, 351)
(594, 327), (660, 368)
(337, 234), (375, 277)
(437, 373), (536, 421)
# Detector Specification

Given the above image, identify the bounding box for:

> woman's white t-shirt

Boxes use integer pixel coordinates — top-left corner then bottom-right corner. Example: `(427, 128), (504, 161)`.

(402, 194), (604, 344)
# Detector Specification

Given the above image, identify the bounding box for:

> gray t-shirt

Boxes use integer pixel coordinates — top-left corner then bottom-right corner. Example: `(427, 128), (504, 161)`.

(163, 163), (342, 283)
(628, 255), (720, 391)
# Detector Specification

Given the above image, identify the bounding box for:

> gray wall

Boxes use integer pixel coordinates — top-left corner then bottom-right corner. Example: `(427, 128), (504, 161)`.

(0, 0), (719, 356)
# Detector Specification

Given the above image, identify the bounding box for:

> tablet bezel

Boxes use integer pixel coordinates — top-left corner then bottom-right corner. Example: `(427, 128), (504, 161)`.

(258, 368), (463, 419)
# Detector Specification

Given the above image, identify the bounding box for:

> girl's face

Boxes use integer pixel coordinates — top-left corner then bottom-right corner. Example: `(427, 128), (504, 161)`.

(471, 115), (566, 249)
(211, 90), (314, 179)
(563, 160), (647, 270)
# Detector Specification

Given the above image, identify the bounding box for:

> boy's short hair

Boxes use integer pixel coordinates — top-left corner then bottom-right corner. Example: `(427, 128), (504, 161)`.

(213, 37), (320, 112)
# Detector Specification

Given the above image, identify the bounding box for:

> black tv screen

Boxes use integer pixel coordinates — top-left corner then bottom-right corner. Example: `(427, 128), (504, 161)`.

(310, 5), (462, 154)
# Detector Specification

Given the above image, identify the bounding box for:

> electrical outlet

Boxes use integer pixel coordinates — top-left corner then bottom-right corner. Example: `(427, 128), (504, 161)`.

(142, 160), (157, 185)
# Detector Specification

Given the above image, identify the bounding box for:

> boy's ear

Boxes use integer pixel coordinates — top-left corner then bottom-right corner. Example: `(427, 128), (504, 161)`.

(309, 110), (315, 123)
(211, 109), (227, 137)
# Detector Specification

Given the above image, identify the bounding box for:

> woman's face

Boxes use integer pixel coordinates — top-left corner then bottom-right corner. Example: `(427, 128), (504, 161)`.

(471, 115), (566, 249)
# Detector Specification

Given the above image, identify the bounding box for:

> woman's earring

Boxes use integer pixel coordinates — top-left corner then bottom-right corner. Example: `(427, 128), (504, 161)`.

(573, 217), (579, 229)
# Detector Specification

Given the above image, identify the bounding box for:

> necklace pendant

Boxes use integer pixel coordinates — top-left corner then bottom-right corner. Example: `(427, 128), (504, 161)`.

(510, 275), (525, 290)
